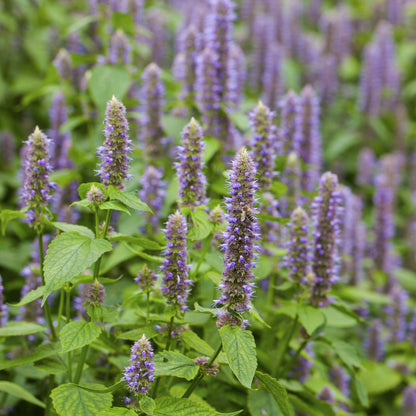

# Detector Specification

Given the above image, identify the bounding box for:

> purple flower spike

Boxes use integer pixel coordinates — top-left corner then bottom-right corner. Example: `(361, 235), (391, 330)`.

(139, 165), (166, 233)
(287, 207), (311, 285)
(0, 276), (8, 327)
(135, 264), (157, 293)
(385, 285), (408, 343)
(299, 85), (321, 192)
(195, 47), (221, 136)
(140, 63), (166, 160)
(108, 29), (132, 65)
(86, 184), (106, 205)
(227, 43), (246, 108)
(373, 174), (394, 273)
(317, 386), (335, 404)
(329, 365), (350, 399)
(53, 49), (73, 81)
(123, 335), (155, 395)
(248, 101), (277, 191)
(409, 306), (416, 348)
(357, 147), (376, 186)
(176, 118), (207, 209)
(262, 43), (284, 110)
(97, 96), (132, 190)
(216, 148), (258, 329)
(311, 172), (342, 307)
(403, 386), (416, 416)
(0, 131), (15, 168)
(84, 280), (106, 307)
(161, 211), (192, 312)
(350, 197), (366, 285)
(21, 127), (54, 228)
(279, 91), (302, 156)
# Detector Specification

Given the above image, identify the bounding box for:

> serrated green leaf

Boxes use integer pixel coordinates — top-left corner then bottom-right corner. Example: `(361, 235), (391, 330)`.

(53, 222), (95, 238)
(0, 209), (26, 235)
(43, 232), (112, 303)
(249, 306), (271, 328)
(11, 285), (45, 306)
(100, 201), (131, 214)
(88, 65), (131, 110)
(0, 381), (45, 408)
(107, 187), (152, 213)
(357, 362), (401, 394)
(219, 326), (257, 388)
(255, 372), (290, 416)
(0, 342), (58, 370)
(140, 396), (156, 414)
(100, 408), (137, 416)
(180, 330), (214, 356)
(61, 321), (102, 353)
(117, 327), (158, 341)
(248, 390), (282, 416)
(154, 351), (199, 380)
(51, 383), (113, 416)
(151, 397), (227, 416)
(0, 321), (45, 337)
(189, 210), (213, 241)
(298, 305), (326, 335)
(34, 356), (67, 374)
(109, 233), (163, 250)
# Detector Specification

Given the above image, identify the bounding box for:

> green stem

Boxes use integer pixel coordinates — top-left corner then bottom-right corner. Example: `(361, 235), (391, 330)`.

(73, 345), (89, 384)
(165, 317), (175, 351)
(37, 233), (56, 341)
(267, 272), (276, 308)
(44, 374), (54, 416)
(182, 343), (222, 399)
(276, 339), (308, 379)
(146, 292), (150, 323)
(66, 285), (73, 382)
(273, 315), (299, 378)
(56, 289), (65, 332)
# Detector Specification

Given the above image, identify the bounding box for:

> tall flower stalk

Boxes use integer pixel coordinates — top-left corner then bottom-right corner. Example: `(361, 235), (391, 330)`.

(215, 148), (258, 329)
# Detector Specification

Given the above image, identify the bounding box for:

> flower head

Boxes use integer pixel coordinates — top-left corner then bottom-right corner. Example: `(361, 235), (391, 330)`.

(135, 264), (157, 293)
(97, 96), (132, 189)
(161, 211), (192, 312)
(108, 29), (132, 65)
(84, 280), (106, 307)
(86, 184), (106, 205)
(123, 335), (155, 395)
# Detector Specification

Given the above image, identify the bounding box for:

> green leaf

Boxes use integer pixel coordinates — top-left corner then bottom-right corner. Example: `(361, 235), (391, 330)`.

(180, 330), (215, 356)
(11, 285), (45, 306)
(140, 396), (156, 414)
(248, 390), (282, 416)
(53, 222), (95, 238)
(219, 326), (257, 388)
(117, 327), (158, 341)
(60, 321), (102, 353)
(357, 362), (402, 394)
(35, 356), (67, 374)
(100, 408), (137, 416)
(0, 342), (58, 370)
(0, 321), (45, 337)
(100, 201), (131, 214)
(202, 136), (220, 163)
(107, 187), (153, 213)
(298, 305), (326, 335)
(329, 340), (362, 370)
(322, 306), (357, 328)
(255, 372), (290, 416)
(188, 210), (213, 241)
(353, 376), (369, 407)
(0, 381), (45, 408)
(88, 65), (131, 111)
(0, 209), (26, 235)
(43, 232), (112, 303)
(78, 182), (106, 199)
(51, 383), (113, 416)
(154, 351), (199, 380)
(109, 233), (163, 250)
(249, 306), (271, 328)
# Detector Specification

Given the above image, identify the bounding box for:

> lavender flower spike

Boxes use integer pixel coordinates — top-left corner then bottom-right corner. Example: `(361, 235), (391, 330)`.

(22, 126), (54, 227)
(248, 101), (277, 191)
(216, 148), (258, 329)
(311, 172), (342, 307)
(0, 276), (8, 327)
(176, 118), (207, 209)
(161, 211), (192, 312)
(135, 264), (157, 293)
(108, 29), (132, 65)
(279, 91), (302, 156)
(123, 335), (155, 395)
(287, 207), (311, 285)
(403, 386), (416, 416)
(97, 96), (132, 189)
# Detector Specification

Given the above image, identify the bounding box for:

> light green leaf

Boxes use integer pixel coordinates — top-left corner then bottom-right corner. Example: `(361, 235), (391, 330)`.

(180, 330), (214, 356)
(249, 306), (271, 328)
(88, 65), (131, 110)
(0, 209), (26, 235)
(100, 408), (137, 416)
(109, 234), (163, 250)
(0, 381), (45, 408)
(255, 372), (290, 416)
(323, 306), (357, 328)
(35, 356), (67, 374)
(154, 351), (199, 380)
(202, 137), (220, 163)
(43, 232), (112, 303)
(100, 201), (131, 214)
(0, 342), (58, 370)
(11, 285), (45, 307)
(0, 321), (45, 337)
(189, 210), (213, 241)
(117, 327), (158, 341)
(329, 340), (362, 370)
(107, 187), (153, 213)
(51, 383), (112, 416)
(248, 390), (282, 416)
(298, 305), (326, 335)
(353, 376), (369, 407)
(78, 182), (106, 199)
(61, 321), (102, 353)
(219, 326), (257, 388)
(140, 396), (156, 414)
(53, 222), (95, 238)
(357, 362), (401, 394)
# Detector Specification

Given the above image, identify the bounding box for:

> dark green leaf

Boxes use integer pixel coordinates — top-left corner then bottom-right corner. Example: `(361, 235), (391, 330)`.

(248, 390), (282, 416)
(60, 321), (102, 353)
(11, 285), (45, 307)
(0, 381), (45, 408)
(219, 326), (257, 388)
(0, 209), (26, 235)
(154, 351), (199, 380)
(255, 372), (290, 416)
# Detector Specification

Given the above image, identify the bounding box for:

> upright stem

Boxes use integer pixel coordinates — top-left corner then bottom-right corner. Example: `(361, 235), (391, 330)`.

(66, 286), (73, 382)
(267, 272), (276, 308)
(37, 233), (56, 341)
(73, 345), (89, 384)
(166, 317), (175, 351)
(56, 289), (65, 332)
(182, 343), (222, 398)
(146, 292), (150, 323)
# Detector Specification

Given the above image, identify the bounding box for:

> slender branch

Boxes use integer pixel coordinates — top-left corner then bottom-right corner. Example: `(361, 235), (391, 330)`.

(66, 286), (73, 382)
(73, 345), (89, 384)
(182, 343), (222, 398)
(146, 292), (150, 323)
(38, 233), (56, 341)
(56, 289), (65, 332)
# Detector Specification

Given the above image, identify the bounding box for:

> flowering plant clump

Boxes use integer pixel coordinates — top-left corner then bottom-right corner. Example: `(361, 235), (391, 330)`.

(2, 2), (416, 415)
